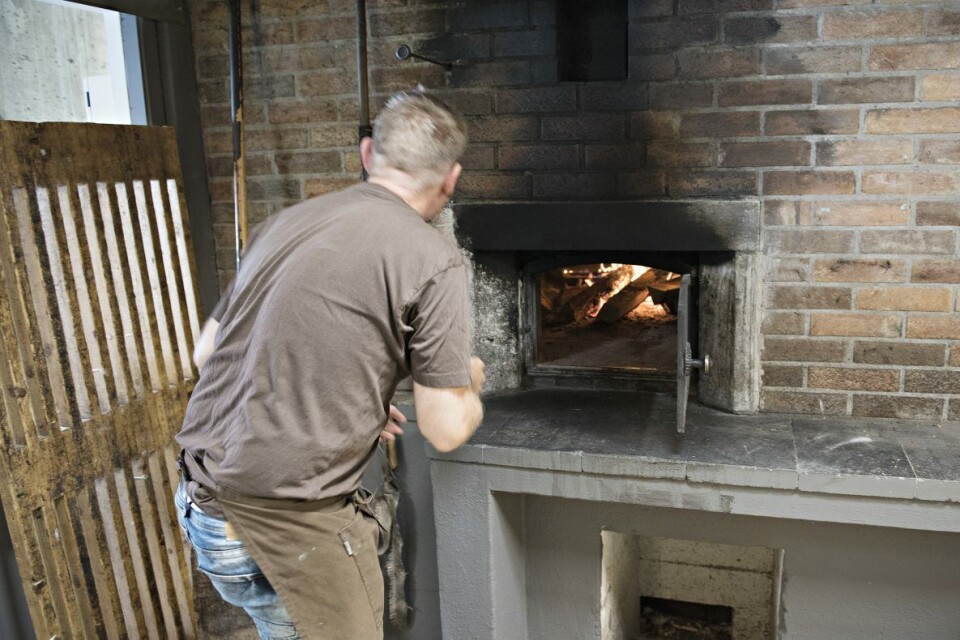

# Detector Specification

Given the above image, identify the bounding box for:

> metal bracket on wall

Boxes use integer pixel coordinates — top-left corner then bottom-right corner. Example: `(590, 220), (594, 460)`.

(676, 274), (711, 435)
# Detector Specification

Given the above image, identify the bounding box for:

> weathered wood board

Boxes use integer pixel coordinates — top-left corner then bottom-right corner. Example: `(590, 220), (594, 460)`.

(0, 121), (201, 638)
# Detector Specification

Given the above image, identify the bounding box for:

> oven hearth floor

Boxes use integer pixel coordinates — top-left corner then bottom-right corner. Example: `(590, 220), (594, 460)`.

(429, 388), (960, 503)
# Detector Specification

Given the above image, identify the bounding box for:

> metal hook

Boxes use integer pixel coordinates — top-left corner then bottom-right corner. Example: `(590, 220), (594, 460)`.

(396, 44), (453, 71)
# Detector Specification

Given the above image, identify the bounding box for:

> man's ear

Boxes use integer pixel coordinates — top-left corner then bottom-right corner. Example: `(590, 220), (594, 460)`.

(442, 162), (462, 196)
(360, 137), (374, 172)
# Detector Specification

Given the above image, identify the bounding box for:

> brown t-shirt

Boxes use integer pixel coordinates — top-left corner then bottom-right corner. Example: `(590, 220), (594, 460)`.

(176, 182), (471, 501)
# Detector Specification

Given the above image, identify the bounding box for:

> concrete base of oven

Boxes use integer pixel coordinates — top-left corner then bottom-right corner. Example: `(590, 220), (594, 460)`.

(429, 389), (960, 639)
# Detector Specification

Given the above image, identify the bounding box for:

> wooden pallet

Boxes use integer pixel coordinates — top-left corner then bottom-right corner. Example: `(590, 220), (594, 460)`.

(0, 121), (201, 639)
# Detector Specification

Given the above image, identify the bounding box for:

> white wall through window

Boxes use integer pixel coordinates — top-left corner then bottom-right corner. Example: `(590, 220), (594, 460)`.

(0, 0), (146, 125)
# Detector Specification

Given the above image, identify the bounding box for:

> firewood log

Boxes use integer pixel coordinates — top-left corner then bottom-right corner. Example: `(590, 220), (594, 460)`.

(545, 265), (636, 325)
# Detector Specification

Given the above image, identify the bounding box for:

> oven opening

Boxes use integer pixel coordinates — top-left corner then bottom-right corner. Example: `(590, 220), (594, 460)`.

(536, 263), (684, 375)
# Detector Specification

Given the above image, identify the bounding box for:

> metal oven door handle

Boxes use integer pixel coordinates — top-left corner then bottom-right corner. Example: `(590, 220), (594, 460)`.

(676, 274), (711, 435)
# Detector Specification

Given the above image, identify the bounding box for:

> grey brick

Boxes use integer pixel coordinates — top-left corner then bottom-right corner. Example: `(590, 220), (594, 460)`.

(499, 145), (580, 170)
(449, 3), (528, 31)
(496, 86), (576, 113)
(650, 83), (714, 109)
(632, 18), (718, 50)
(419, 33), (491, 60)
(452, 60), (530, 87)
(532, 173), (618, 198)
(579, 83), (649, 111)
(541, 114), (625, 140)
(724, 16), (817, 44)
(494, 29), (555, 57)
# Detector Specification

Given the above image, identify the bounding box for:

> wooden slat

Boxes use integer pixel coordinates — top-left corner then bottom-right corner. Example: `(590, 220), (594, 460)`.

(95, 477), (143, 639)
(150, 180), (193, 381)
(115, 182), (164, 392)
(57, 185), (112, 415)
(133, 181), (178, 388)
(114, 468), (163, 640)
(0, 190), (50, 440)
(31, 507), (74, 638)
(133, 458), (179, 640)
(97, 181), (146, 400)
(166, 179), (202, 349)
(53, 495), (100, 638)
(76, 487), (123, 640)
(78, 183), (130, 406)
(12, 187), (72, 429)
(150, 451), (196, 638)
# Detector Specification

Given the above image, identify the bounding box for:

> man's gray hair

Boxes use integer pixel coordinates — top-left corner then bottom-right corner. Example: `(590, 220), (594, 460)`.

(369, 90), (468, 192)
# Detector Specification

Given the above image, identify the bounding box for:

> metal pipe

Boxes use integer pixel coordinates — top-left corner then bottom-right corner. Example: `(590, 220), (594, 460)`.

(228, 0), (247, 269)
(395, 44), (452, 71)
(356, 0), (372, 144)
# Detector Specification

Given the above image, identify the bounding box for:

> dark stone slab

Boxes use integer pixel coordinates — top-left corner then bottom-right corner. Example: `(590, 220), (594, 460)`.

(793, 419), (916, 498)
(896, 422), (960, 502)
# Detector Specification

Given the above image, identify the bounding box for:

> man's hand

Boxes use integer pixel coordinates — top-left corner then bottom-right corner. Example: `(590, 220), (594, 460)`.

(470, 356), (486, 394)
(380, 404), (407, 442)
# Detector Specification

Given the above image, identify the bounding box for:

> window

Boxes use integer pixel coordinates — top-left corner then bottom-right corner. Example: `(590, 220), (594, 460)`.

(0, 0), (145, 124)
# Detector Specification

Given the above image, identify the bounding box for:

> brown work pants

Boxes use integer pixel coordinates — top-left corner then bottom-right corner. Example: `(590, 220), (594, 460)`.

(218, 489), (384, 640)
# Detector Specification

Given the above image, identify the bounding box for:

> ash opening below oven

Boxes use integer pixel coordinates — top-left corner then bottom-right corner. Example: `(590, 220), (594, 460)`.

(538, 263), (681, 373)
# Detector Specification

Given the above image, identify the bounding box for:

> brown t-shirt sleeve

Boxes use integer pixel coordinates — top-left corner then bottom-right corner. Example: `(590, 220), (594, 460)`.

(404, 263), (472, 388)
(209, 276), (236, 322)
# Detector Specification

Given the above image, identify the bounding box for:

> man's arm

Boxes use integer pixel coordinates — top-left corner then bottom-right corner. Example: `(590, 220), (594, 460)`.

(193, 318), (220, 371)
(414, 356), (484, 453)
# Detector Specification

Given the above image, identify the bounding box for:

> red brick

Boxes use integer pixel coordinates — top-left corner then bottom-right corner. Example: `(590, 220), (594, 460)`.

(823, 10), (924, 39)
(922, 74), (960, 101)
(765, 109), (859, 136)
(456, 174), (530, 199)
(861, 230), (955, 255)
(863, 171), (960, 195)
(810, 313), (901, 337)
(811, 201), (909, 226)
(814, 259), (907, 283)
(763, 311), (806, 335)
(760, 390), (847, 415)
(633, 18), (719, 48)
(951, 345), (960, 367)
(467, 116), (538, 142)
(809, 367), (899, 392)
(297, 71), (355, 97)
(584, 145), (646, 170)
(268, 99), (339, 124)
(912, 260), (960, 284)
(242, 23), (295, 47)
(927, 9), (960, 36)
(495, 87), (577, 114)
(245, 128), (312, 152)
(766, 257), (811, 282)
(906, 317), (960, 339)
(628, 54), (678, 82)
(854, 341), (946, 366)
(857, 287), (952, 312)
(303, 176), (355, 198)
(650, 84), (715, 109)
(917, 202), (960, 226)
(866, 108), (960, 134)
(617, 172), (668, 197)
(274, 151), (340, 174)
(719, 79), (812, 106)
(630, 112), (681, 140)
(724, 16), (817, 44)
(765, 47), (861, 75)
(763, 365), (805, 387)
(904, 370), (960, 394)
(309, 125), (355, 148)
(769, 285), (852, 309)
(852, 395), (945, 420)
(818, 77), (915, 105)
(764, 200), (813, 226)
(817, 140), (912, 166)
(919, 141), (960, 165)
(680, 111), (760, 138)
(869, 43), (960, 71)
(720, 141), (810, 167)
(764, 171), (855, 196)
(533, 174), (617, 199)
(763, 337), (848, 361)
(647, 142), (714, 168)
(296, 17), (356, 43)
(665, 171), (756, 196)
(766, 229), (855, 254)
(677, 49), (761, 79)
(499, 145), (579, 170)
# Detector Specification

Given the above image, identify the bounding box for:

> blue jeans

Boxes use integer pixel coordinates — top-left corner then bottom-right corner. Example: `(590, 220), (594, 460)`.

(175, 482), (301, 639)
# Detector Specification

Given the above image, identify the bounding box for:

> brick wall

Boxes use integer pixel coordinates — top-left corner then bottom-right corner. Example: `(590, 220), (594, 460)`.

(189, 0), (959, 420)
